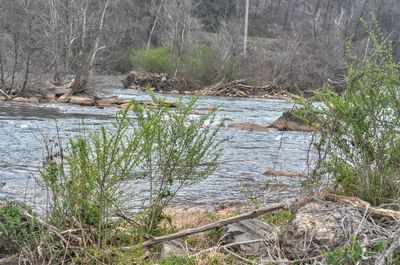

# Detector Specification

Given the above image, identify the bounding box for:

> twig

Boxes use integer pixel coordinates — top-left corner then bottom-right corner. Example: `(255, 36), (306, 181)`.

(23, 212), (83, 246)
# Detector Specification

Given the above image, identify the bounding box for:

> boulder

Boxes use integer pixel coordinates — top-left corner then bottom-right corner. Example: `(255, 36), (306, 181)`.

(281, 201), (375, 259)
(271, 111), (314, 132)
(223, 219), (279, 255)
(228, 123), (269, 132)
(69, 96), (95, 106)
(0, 96), (6, 101)
(96, 96), (118, 106)
(160, 239), (187, 259)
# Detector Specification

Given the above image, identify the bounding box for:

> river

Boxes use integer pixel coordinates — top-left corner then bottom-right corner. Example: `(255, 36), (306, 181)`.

(0, 84), (313, 212)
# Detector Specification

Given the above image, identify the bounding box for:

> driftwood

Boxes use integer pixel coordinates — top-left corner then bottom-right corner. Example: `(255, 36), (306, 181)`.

(0, 89), (12, 100)
(121, 71), (180, 91)
(322, 193), (400, 220)
(141, 203), (286, 248)
(200, 79), (273, 97)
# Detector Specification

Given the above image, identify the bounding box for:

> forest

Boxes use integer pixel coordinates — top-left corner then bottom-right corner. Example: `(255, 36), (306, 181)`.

(1, 0), (400, 95)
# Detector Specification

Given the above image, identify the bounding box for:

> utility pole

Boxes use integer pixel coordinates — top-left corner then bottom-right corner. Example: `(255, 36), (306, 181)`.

(243, 0), (249, 57)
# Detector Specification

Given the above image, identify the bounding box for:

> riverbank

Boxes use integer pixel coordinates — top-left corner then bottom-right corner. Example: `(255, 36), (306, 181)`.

(1, 193), (399, 264)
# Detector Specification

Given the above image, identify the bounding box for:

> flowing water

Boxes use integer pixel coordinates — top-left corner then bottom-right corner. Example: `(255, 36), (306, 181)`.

(0, 84), (313, 211)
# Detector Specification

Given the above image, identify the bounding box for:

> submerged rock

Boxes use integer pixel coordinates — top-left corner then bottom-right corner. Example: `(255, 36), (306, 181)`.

(228, 123), (269, 132)
(271, 111), (314, 132)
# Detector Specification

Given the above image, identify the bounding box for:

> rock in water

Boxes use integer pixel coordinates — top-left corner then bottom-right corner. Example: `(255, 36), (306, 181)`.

(228, 123), (269, 132)
(271, 111), (314, 132)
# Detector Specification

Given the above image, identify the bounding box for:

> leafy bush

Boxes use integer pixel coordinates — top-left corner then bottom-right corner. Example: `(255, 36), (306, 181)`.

(41, 109), (142, 248)
(0, 202), (38, 255)
(298, 22), (400, 205)
(180, 45), (221, 85)
(323, 235), (363, 265)
(131, 47), (172, 73)
(133, 96), (223, 234)
(40, 96), (223, 249)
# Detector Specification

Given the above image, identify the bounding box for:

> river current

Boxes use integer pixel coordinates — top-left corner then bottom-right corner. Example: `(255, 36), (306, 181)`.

(0, 85), (313, 211)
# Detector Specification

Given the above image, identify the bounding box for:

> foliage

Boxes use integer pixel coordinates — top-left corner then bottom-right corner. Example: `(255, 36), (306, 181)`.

(34, 95), (223, 263)
(0, 202), (38, 255)
(73, 245), (149, 265)
(180, 45), (221, 85)
(131, 47), (172, 73)
(41, 108), (142, 246)
(159, 255), (196, 265)
(298, 22), (400, 205)
(132, 96), (223, 235)
(260, 210), (293, 228)
(323, 235), (363, 265)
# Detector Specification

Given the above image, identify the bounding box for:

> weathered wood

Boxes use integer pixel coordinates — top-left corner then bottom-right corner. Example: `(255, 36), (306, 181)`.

(0, 89), (12, 100)
(141, 203), (286, 248)
(322, 193), (400, 220)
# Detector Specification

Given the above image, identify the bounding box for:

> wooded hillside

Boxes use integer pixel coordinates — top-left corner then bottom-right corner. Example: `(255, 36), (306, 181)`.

(0, 0), (399, 94)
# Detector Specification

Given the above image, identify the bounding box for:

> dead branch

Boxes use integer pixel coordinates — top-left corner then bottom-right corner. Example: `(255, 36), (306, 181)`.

(23, 212), (83, 246)
(142, 203), (287, 248)
(0, 88), (12, 100)
(322, 194), (400, 220)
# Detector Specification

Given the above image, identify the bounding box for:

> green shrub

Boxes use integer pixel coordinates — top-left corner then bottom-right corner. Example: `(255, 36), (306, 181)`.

(323, 236), (363, 265)
(131, 47), (172, 73)
(159, 255), (196, 265)
(0, 202), (38, 255)
(180, 45), (221, 85)
(40, 95), (223, 248)
(260, 210), (293, 228)
(133, 96), (224, 235)
(41, 109), (142, 246)
(115, 52), (134, 73)
(298, 21), (400, 205)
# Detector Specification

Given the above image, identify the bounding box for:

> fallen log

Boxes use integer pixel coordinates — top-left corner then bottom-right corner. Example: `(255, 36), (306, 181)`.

(141, 203), (287, 248)
(0, 89), (12, 100)
(322, 193), (400, 220)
